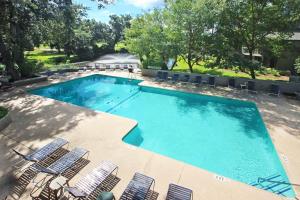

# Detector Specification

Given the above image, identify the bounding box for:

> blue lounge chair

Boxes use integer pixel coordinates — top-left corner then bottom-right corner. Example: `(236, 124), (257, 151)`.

(12, 138), (68, 163)
(120, 172), (155, 200)
(181, 74), (190, 84)
(192, 76), (202, 86)
(65, 161), (118, 199)
(161, 71), (169, 81)
(166, 184), (193, 200)
(170, 74), (180, 83)
(208, 76), (216, 87)
(269, 84), (280, 96)
(247, 81), (257, 93)
(228, 78), (235, 88)
(155, 71), (163, 81)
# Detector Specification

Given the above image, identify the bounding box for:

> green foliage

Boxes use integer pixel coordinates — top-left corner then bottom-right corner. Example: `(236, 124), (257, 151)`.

(0, 0), (113, 80)
(115, 41), (128, 53)
(295, 57), (300, 74)
(220, 0), (300, 78)
(109, 15), (132, 45)
(19, 60), (44, 78)
(125, 0), (300, 79)
(173, 58), (287, 81)
(0, 107), (8, 119)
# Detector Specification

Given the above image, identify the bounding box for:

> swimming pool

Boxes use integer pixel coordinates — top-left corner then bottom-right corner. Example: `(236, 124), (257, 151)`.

(30, 75), (295, 197)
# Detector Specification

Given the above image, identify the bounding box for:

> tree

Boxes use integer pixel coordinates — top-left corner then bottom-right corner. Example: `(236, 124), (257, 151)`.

(0, 0), (112, 80)
(109, 14), (132, 47)
(165, 0), (218, 72)
(125, 10), (173, 68)
(221, 0), (300, 79)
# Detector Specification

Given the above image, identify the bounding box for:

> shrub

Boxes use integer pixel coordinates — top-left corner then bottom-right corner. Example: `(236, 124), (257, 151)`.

(19, 60), (44, 78)
(53, 56), (66, 64)
(295, 57), (300, 74)
(0, 106), (8, 119)
(75, 47), (94, 61)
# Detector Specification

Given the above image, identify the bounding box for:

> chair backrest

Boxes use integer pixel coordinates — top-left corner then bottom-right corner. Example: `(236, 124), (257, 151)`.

(162, 72), (169, 80)
(183, 74), (190, 82)
(195, 76), (202, 83)
(228, 78), (235, 87)
(247, 81), (256, 91)
(208, 76), (215, 85)
(75, 161), (117, 196)
(271, 84), (280, 94)
(167, 184), (193, 200)
(48, 147), (88, 174)
(156, 71), (163, 79)
(173, 74), (180, 81)
(27, 138), (68, 162)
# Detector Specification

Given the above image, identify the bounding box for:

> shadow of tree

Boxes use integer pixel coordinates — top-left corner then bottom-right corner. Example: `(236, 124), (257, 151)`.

(0, 91), (98, 197)
(6, 148), (90, 199)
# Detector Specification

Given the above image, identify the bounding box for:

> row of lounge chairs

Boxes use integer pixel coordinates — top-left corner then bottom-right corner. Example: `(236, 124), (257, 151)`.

(80, 64), (135, 71)
(155, 71), (281, 96)
(11, 138), (193, 200)
(156, 71), (217, 87)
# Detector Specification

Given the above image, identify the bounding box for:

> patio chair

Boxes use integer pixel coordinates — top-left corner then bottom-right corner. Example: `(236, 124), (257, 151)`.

(12, 138), (68, 163)
(64, 161), (118, 199)
(30, 147), (89, 176)
(95, 64), (100, 70)
(161, 71), (169, 82)
(192, 75), (202, 86)
(208, 76), (216, 88)
(181, 74), (190, 84)
(120, 172), (155, 200)
(247, 81), (257, 93)
(228, 78), (236, 88)
(29, 147), (89, 196)
(170, 73), (180, 83)
(269, 84), (280, 96)
(166, 184), (193, 200)
(106, 65), (111, 70)
(155, 71), (163, 81)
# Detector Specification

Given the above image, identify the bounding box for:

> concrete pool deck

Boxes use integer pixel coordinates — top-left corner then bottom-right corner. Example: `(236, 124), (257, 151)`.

(0, 71), (299, 199)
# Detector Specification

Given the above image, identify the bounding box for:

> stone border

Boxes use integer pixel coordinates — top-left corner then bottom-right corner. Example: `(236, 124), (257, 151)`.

(0, 111), (11, 132)
(12, 76), (48, 87)
(142, 69), (300, 94)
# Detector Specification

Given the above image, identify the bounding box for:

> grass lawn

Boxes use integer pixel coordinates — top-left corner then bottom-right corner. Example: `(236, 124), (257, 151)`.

(25, 47), (79, 70)
(173, 59), (289, 81)
(0, 107), (8, 119)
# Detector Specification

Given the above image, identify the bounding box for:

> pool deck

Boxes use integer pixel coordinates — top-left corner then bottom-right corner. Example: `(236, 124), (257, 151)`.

(0, 71), (300, 200)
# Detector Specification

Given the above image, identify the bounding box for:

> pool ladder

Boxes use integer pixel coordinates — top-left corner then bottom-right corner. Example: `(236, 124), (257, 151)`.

(251, 174), (297, 196)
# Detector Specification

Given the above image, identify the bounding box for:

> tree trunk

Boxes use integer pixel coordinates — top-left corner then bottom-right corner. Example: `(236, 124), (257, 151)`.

(249, 51), (256, 79)
(188, 59), (193, 73)
(170, 57), (178, 71)
(0, 36), (20, 81)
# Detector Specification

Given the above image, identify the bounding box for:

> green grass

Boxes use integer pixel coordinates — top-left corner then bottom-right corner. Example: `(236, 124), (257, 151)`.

(25, 48), (79, 69)
(173, 58), (289, 81)
(0, 107), (8, 119)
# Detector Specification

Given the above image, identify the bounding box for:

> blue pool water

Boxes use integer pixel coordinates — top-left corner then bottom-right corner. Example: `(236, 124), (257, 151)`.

(30, 75), (295, 197)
